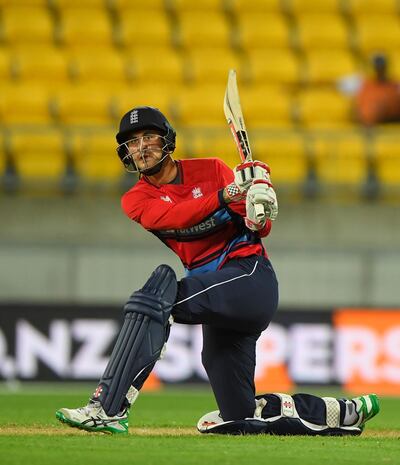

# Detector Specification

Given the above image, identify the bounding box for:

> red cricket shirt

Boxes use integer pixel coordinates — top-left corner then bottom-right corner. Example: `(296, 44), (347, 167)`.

(121, 158), (271, 275)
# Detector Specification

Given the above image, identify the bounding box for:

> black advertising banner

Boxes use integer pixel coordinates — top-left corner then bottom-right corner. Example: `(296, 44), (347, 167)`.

(0, 303), (399, 394)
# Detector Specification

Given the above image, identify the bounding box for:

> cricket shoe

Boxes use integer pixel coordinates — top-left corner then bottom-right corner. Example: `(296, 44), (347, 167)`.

(56, 401), (129, 434)
(351, 394), (380, 430)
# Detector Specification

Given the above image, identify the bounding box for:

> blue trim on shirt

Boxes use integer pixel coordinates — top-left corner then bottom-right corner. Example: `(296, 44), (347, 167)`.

(184, 232), (252, 276)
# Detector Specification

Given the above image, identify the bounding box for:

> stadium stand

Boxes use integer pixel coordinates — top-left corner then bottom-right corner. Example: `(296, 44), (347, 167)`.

(0, 0), (399, 196)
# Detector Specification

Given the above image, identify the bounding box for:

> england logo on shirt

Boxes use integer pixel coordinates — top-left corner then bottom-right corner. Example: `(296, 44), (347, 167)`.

(192, 187), (203, 198)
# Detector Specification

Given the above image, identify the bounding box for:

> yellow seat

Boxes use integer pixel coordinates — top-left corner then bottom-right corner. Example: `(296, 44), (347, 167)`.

(119, 11), (172, 47)
(55, 85), (113, 126)
(297, 89), (352, 128)
(285, 0), (340, 14)
(387, 51), (400, 80)
(70, 49), (127, 86)
(345, 0), (398, 15)
(70, 130), (124, 181)
(247, 49), (300, 85)
(251, 132), (308, 184)
(112, 84), (174, 122)
(237, 13), (291, 50)
(0, 48), (11, 80)
(372, 132), (400, 184)
(111, 0), (165, 11)
(128, 47), (184, 85)
(188, 132), (240, 167)
(0, 0), (48, 5)
(1, 84), (52, 125)
(175, 84), (226, 128)
(354, 15), (400, 56)
(295, 14), (349, 50)
(240, 85), (293, 128)
(185, 48), (241, 85)
(177, 12), (231, 49)
(12, 47), (70, 90)
(310, 131), (367, 184)
(228, 0), (282, 14)
(0, 132), (5, 176)
(59, 9), (113, 48)
(10, 129), (66, 180)
(53, 0), (107, 8)
(169, 0), (223, 12)
(2, 7), (54, 45)
(303, 49), (359, 85)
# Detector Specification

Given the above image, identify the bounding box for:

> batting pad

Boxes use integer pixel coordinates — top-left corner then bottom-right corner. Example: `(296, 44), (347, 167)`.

(197, 394), (363, 436)
(95, 264), (177, 416)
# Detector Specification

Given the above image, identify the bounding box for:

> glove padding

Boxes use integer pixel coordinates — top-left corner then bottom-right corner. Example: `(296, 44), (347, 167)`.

(234, 161), (271, 192)
(245, 180), (278, 230)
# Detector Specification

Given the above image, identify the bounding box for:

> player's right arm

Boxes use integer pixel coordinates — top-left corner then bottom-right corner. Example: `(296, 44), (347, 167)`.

(121, 188), (224, 231)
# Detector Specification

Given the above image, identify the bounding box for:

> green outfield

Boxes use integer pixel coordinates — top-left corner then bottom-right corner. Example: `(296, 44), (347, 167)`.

(0, 384), (398, 465)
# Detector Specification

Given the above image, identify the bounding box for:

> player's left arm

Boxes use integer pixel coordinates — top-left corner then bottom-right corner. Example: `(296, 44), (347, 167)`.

(215, 158), (273, 237)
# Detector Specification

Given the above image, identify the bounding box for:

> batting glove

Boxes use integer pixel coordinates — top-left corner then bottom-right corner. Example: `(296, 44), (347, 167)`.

(246, 180), (278, 226)
(234, 161), (271, 192)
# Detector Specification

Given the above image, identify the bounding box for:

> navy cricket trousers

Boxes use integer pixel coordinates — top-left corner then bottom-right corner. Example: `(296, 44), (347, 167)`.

(172, 255), (279, 421)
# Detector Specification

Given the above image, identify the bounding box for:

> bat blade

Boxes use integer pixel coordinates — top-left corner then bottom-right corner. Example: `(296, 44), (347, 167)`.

(223, 69), (252, 162)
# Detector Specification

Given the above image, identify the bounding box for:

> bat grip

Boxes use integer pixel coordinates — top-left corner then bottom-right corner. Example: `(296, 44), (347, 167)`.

(254, 203), (265, 222)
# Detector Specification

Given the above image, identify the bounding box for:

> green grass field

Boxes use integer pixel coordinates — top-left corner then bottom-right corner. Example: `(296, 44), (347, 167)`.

(0, 384), (398, 465)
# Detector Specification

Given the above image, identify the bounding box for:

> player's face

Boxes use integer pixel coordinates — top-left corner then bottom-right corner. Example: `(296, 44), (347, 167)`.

(126, 130), (165, 171)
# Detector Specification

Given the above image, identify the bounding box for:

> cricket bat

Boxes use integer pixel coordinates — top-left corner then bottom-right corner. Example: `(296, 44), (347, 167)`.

(223, 69), (265, 221)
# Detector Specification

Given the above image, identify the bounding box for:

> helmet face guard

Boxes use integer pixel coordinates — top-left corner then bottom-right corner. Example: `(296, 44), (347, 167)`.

(116, 132), (174, 173)
(115, 106), (176, 174)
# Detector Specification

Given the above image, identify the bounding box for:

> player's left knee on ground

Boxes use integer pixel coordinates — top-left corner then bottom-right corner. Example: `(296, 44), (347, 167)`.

(94, 264), (177, 416)
(197, 393), (363, 436)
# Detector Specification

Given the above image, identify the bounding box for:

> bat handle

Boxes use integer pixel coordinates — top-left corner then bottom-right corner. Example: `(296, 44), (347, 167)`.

(254, 203), (266, 222)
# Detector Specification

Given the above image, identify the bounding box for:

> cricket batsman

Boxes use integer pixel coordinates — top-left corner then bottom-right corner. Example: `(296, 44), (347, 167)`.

(56, 106), (379, 435)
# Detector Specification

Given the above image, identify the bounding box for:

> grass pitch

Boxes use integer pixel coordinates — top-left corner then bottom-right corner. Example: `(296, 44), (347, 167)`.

(0, 384), (398, 465)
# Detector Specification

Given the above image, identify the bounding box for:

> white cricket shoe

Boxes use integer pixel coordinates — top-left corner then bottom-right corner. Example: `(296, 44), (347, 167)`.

(56, 401), (129, 434)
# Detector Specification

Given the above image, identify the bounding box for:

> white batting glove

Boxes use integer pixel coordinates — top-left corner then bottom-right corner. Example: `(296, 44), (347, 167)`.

(246, 180), (278, 228)
(234, 161), (271, 192)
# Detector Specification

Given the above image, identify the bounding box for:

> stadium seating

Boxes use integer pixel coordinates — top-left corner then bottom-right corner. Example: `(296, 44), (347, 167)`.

(0, 48), (10, 81)
(187, 132), (239, 167)
(303, 49), (359, 85)
(118, 11), (172, 48)
(251, 131), (308, 185)
(0, 132), (5, 176)
(344, 0), (399, 15)
(127, 47), (184, 85)
(184, 48), (242, 85)
(294, 14), (349, 50)
(353, 15), (400, 56)
(1, 7), (54, 45)
(310, 131), (368, 185)
(247, 49), (300, 85)
(372, 133), (400, 184)
(12, 47), (70, 90)
(227, 0), (282, 14)
(58, 8), (114, 48)
(176, 12), (231, 49)
(240, 85), (293, 128)
(296, 89), (353, 128)
(9, 129), (66, 180)
(70, 49), (127, 86)
(284, 0), (340, 14)
(54, 85), (113, 126)
(169, 0), (223, 12)
(70, 130), (124, 182)
(236, 13), (291, 50)
(175, 85), (226, 128)
(1, 85), (52, 125)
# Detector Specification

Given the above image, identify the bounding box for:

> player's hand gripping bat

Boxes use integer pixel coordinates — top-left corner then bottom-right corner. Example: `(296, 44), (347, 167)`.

(223, 69), (265, 221)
